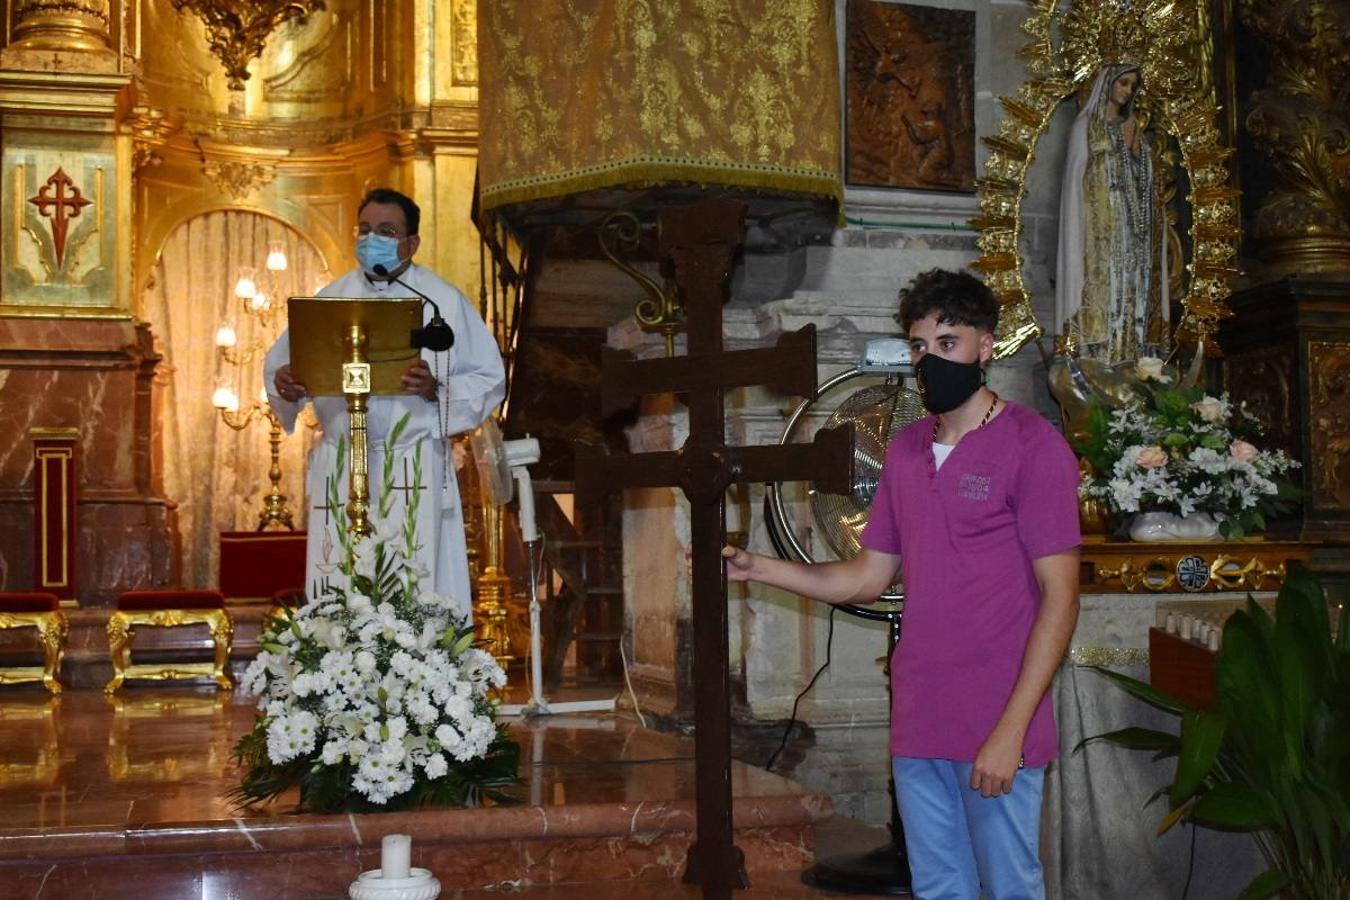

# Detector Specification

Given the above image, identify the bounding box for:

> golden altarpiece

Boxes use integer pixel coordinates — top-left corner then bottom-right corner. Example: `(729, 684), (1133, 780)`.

(968, 4), (1346, 894)
(974, 0), (1346, 602)
(0, 0), (501, 656)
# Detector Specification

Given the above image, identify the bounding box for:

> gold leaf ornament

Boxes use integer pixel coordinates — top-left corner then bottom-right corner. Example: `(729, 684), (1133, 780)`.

(170, 0), (326, 91)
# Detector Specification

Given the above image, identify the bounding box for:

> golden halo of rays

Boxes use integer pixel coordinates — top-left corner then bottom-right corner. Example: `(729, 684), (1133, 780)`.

(973, 0), (1240, 359)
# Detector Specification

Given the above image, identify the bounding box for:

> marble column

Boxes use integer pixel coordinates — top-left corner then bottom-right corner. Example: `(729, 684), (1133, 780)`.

(0, 319), (179, 605)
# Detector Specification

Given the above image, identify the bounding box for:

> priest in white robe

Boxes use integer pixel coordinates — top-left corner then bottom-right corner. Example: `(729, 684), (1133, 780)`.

(264, 188), (505, 620)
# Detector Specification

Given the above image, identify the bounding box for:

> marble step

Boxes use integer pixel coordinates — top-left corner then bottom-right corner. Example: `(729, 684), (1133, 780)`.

(444, 816), (903, 898)
(0, 690), (831, 899)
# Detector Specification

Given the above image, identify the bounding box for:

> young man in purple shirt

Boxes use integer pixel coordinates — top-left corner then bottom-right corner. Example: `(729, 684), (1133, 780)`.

(724, 269), (1081, 900)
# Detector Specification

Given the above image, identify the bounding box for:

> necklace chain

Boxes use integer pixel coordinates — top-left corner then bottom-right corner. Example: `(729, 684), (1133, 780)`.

(932, 391), (1000, 444)
(1108, 119), (1152, 240)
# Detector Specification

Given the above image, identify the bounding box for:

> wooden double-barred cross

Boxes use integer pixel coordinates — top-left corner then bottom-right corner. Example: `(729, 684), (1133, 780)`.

(577, 198), (853, 899)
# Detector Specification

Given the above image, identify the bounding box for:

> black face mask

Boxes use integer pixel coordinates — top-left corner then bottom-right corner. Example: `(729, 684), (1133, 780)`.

(916, 353), (983, 414)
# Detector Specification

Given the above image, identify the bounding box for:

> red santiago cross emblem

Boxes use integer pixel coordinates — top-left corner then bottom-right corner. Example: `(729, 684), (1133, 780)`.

(28, 168), (92, 269)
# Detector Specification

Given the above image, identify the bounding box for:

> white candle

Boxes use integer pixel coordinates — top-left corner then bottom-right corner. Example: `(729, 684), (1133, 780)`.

(1165, 612), (1177, 634)
(1207, 630), (1219, 652)
(381, 833), (411, 879)
(1180, 617), (1193, 640)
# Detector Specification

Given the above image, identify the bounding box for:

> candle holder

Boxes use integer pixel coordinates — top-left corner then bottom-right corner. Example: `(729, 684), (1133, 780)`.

(347, 869), (441, 900)
(212, 398), (294, 531)
(210, 242), (297, 531)
(349, 834), (440, 899)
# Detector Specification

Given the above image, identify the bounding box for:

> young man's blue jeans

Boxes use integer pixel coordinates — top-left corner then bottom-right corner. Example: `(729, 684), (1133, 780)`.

(893, 756), (1046, 900)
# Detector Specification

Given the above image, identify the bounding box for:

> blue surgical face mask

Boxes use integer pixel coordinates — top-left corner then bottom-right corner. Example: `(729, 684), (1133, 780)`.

(356, 233), (403, 276)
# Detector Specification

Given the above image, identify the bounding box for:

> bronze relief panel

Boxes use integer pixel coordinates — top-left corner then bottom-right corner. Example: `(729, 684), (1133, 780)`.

(1307, 340), (1350, 511)
(845, 0), (975, 192)
(1226, 342), (1298, 459)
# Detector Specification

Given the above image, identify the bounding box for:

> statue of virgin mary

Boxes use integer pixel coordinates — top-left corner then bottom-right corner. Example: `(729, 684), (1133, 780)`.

(1055, 63), (1170, 363)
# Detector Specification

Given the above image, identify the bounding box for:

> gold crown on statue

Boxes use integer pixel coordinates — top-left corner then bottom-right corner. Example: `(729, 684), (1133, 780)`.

(1042, 0), (1195, 92)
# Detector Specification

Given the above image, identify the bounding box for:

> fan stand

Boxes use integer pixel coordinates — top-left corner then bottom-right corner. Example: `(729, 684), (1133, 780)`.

(801, 607), (911, 896)
(497, 462), (617, 719)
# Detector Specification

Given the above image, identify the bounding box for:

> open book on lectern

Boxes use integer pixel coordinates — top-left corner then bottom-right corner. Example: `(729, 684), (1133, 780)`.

(286, 296), (423, 397)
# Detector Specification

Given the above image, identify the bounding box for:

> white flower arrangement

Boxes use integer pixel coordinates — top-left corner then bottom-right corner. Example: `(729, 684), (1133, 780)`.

(232, 420), (517, 812)
(1074, 361), (1301, 538)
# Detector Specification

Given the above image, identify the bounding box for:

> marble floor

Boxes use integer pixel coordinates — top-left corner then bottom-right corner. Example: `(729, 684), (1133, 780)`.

(0, 685), (900, 899)
(0, 687), (815, 828)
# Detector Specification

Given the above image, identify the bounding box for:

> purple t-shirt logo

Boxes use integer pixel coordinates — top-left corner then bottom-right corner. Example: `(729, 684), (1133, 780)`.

(958, 472), (991, 501)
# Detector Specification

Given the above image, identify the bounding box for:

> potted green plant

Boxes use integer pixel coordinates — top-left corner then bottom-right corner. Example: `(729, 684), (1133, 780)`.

(1079, 564), (1349, 899)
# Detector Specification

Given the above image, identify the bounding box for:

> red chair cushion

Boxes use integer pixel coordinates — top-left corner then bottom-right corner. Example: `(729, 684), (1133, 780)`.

(117, 590), (226, 611)
(0, 592), (60, 612)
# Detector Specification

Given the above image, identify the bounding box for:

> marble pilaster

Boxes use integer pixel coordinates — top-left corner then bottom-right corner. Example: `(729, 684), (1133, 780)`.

(0, 317), (177, 604)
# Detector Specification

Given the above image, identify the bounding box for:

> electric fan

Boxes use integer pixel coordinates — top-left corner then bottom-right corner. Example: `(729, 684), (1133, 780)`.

(470, 419), (615, 716)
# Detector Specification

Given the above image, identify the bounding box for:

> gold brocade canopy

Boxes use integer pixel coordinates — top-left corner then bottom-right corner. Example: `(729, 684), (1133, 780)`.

(477, 0), (843, 219)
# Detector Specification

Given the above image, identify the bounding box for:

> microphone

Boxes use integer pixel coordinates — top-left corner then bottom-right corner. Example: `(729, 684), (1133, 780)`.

(373, 264), (455, 352)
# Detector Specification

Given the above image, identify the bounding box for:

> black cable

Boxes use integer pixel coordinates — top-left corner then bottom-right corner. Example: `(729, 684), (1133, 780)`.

(761, 489), (793, 561)
(1180, 821), (1197, 900)
(765, 604), (836, 772)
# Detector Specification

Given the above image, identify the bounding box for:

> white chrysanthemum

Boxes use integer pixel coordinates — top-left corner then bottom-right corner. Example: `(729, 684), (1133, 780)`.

(448, 717), (495, 762)
(378, 739), (406, 765)
(241, 656), (270, 694)
(408, 696), (438, 726)
(291, 673), (318, 698)
(266, 710), (318, 764)
(385, 716), (409, 742)
(424, 753), (448, 779)
(444, 692), (474, 723)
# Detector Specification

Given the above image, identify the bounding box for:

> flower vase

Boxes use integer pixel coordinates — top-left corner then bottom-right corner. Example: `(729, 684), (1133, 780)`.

(1127, 511), (1221, 542)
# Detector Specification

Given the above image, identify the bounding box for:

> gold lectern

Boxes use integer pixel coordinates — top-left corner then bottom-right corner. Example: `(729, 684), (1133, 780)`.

(288, 297), (422, 537)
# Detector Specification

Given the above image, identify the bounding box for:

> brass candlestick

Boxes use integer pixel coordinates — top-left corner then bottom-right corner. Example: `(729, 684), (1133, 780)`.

(212, 245), (296, 530)
(473, 501), (515, 667)
(216, 403), (294, 530)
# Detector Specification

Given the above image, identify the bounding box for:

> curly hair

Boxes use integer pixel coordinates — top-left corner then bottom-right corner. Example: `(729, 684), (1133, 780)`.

(896, 268), (1000, 335)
